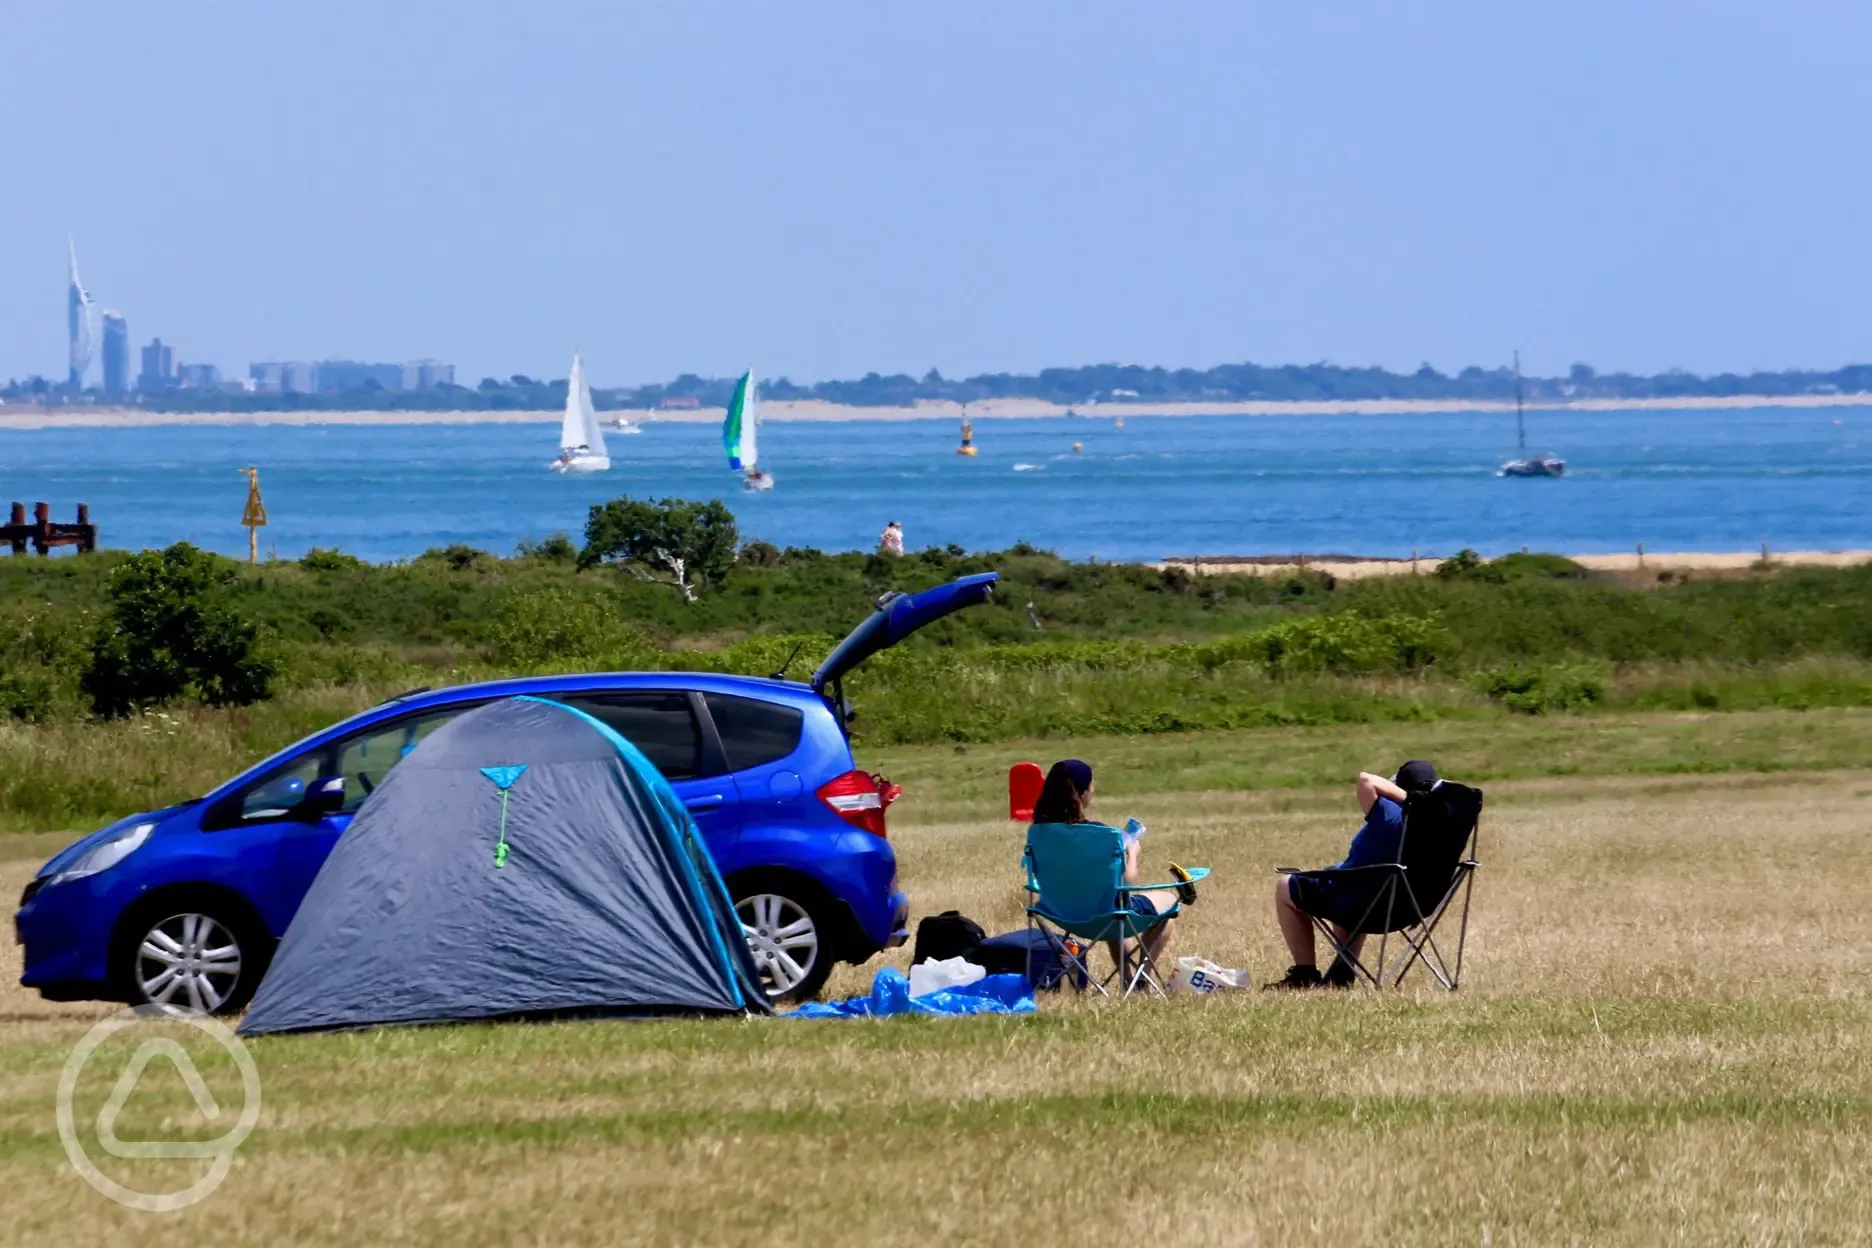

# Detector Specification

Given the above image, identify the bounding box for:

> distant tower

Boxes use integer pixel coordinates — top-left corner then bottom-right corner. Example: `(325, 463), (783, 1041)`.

(100, 312), (129, 394)
(140, 339), (176, 391)
(67, 236), (97, 389)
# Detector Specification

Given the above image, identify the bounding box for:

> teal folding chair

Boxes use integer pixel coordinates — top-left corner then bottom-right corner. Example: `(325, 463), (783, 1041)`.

(1022, 821), (1211, 998)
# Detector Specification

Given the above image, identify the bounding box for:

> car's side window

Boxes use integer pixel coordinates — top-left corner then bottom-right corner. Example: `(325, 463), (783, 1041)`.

(561, 693), (702, 780)
(703, 693), (804, 771)
(239, 754), (328, 821)
(333, 710), (461, 813)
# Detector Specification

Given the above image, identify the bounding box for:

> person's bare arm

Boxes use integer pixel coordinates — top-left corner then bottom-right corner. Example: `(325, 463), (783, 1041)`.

(1356, 771), (1407, 815)
(1123, 837), (1141, 885)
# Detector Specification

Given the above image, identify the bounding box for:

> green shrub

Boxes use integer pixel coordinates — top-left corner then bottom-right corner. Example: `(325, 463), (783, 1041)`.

(1436, 549), (1490, 580)
(415, 544), (495, 573)
(1435, 550), (1588, 584)
(481, 588), (655, 669)
(299, 547), (366, 572)
(1479, 661), (1610, 714)
(1488, 552), (1590, 581)
(515, 534), (578, 564)
(1240, 611), (1444, 675)
(737, 540), (783, 568)
(80, 543), (278, 717)
(581, 496), (739, 601)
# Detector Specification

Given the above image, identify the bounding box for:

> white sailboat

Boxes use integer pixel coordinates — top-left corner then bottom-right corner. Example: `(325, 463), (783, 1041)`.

(548, 351), (610, 474)
(724, 368), (773, 491)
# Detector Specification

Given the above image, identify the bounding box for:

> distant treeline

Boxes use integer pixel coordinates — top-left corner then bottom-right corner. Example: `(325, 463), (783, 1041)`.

(12, 359), (1872, 413)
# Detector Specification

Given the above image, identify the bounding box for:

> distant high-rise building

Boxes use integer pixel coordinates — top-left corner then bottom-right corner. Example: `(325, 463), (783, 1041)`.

(314, 360), (405, 392)
(67, 237), (96, 389)
(404, 359), (455, 389)
(281, 361), (317, 394)
(100, 312), (129, 394)
(139, 339), (176, 391)
(250, 361), (316, 393)
(175, 362), (221, 388)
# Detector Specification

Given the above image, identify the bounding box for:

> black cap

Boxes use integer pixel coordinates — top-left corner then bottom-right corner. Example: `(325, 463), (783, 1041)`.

(1394, 760), (1438, 793)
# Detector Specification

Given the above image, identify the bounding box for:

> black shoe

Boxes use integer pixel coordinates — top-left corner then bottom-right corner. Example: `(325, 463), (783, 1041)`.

(1322, 959), (1359, 989)
(1168, 861), (1199, 906)
(1265, 964), (1322, 990)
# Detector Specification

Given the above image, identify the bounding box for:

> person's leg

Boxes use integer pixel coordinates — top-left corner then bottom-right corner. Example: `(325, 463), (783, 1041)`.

(1323, 923), (1365, 987)
(1329, 924), (1365, 960)
(1118, 893), (1179, 991)
(1138, 915), (1175, 979)
(1275, 874), (1316, 967)
(1137, 887), (1181, 914)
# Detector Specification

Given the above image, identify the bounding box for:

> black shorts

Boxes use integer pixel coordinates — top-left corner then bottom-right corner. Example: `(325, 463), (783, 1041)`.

(1286, 871), (1338, 917)
(1288, 871), (1393, 931)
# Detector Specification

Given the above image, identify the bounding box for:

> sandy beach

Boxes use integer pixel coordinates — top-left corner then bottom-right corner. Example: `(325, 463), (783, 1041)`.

(1159, 549), (1872, 580)
(3, 391), (1872, 431)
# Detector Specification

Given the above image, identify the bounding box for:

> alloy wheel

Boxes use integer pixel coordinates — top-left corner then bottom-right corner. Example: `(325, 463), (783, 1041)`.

(735, 893), (819, 999)
(135, 912), (244, 1015)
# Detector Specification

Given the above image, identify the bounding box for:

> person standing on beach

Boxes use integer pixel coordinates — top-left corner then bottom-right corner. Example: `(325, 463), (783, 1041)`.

(879, 520), (904, 557)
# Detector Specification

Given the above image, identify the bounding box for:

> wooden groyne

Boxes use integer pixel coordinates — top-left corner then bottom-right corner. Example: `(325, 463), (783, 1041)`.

(3, 502), (97, 555)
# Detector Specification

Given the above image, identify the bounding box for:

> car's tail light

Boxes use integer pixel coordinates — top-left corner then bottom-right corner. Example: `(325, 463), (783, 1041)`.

(817, 769), (891, 838)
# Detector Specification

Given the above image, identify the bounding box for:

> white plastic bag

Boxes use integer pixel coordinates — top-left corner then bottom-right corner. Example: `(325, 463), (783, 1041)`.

(1170, 956), (1250, 994)
(908, 955), (988, 998)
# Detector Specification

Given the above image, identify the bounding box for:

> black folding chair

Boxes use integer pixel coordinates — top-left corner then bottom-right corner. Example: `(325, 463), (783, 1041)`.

(1276, 782), (1483, 990)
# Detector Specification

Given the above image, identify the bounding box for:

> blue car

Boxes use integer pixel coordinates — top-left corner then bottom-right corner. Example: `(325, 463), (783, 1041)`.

(17, 572), (998, 1012)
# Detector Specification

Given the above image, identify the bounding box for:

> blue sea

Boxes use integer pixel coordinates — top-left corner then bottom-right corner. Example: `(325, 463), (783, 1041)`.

(1, 408), (1867, 563)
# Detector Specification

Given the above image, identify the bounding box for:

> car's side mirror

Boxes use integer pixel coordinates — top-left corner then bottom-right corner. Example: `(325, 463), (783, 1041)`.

(296, 776), (345, 820)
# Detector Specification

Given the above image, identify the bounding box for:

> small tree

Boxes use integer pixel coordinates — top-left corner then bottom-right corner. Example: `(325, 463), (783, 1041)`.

(579, 496), (739, 602)
(81, 542), (278, 716)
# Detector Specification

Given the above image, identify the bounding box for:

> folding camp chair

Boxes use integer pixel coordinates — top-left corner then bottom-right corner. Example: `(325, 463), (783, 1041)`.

(1276, 782), (1482, 991)
(1023, 821), (1211, 998)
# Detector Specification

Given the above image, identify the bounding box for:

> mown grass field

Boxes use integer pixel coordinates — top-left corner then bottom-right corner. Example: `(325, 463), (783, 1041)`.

(2, 714), (1869, 1245)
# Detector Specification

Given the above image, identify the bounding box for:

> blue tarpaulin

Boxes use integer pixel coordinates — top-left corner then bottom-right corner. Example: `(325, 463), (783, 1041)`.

(788, 967), (1037, 1019)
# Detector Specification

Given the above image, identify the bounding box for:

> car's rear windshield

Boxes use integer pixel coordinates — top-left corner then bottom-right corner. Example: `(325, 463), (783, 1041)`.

(704, 693), (804, 771)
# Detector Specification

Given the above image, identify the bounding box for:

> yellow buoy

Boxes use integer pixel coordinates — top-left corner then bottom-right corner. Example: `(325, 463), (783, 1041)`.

(957, 417), (977, 456)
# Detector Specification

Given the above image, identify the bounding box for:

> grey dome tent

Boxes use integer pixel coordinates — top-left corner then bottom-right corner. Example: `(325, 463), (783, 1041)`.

(240, 697), (768, 1035)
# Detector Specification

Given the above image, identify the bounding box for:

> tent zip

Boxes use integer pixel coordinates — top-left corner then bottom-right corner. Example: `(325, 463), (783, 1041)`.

(494, 787), (512, 868)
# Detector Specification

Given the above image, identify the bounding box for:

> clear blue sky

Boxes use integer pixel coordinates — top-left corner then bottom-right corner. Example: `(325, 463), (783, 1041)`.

(4, 1), (1869, 387)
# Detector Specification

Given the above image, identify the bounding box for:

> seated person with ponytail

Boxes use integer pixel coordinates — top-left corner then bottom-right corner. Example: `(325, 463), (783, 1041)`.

(1026, 759), (1198, 974)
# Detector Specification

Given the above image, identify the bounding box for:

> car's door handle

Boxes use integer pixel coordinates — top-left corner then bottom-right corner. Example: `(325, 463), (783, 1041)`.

(684, 794), (727, 810)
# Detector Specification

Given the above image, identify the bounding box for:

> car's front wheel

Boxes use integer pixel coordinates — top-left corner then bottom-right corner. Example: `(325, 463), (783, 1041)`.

(115, 898), (267, 1016)
(732, 882), (837, 1004)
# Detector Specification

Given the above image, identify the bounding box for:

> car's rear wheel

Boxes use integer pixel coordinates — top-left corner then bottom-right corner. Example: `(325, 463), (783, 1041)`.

(733, 886), (836, 1004)
(115, 898), (267, 1016)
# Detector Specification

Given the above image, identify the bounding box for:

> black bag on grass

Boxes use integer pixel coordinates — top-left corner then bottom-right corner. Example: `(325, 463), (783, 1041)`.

(975, 929), (1086, 991)
(913, 910), (985, 965)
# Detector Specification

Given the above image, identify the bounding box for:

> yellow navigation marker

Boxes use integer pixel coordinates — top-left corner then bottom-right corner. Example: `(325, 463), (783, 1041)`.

(957, 417), (978, 456)
(240, 466), (268, 563)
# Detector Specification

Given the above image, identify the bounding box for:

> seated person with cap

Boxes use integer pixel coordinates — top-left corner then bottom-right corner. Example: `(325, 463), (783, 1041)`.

(1268, 759), (1440, 989)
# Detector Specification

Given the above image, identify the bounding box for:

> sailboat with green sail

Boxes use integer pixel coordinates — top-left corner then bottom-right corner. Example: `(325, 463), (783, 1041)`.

(723, 368), (773, 491)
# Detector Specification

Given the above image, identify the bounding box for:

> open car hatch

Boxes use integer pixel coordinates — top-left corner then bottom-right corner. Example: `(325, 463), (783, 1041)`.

(810, 572), (999, 696)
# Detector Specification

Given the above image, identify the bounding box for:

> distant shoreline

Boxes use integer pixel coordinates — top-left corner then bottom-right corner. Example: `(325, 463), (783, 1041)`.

(3, 391), (1871, 431)
(1158, 550), (1872, 580)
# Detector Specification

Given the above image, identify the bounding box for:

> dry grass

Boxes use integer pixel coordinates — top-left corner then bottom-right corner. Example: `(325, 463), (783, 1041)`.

(1, 766), (1869, 1245)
